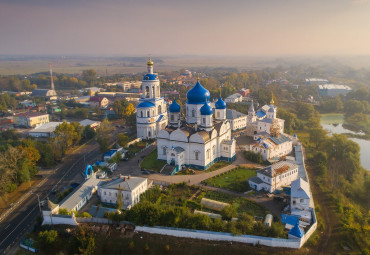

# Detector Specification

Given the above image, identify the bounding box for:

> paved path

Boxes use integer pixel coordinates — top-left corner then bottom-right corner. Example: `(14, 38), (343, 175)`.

(148, 150), (261, 186)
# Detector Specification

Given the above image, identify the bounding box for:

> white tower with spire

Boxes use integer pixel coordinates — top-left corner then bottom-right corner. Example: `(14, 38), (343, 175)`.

(136, 58), (168, 139)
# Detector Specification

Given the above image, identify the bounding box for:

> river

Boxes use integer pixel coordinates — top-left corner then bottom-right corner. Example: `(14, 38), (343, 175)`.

(321, 114), (370, 171)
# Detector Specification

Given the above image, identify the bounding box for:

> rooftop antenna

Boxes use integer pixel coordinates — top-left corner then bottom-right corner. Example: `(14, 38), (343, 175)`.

(49, 63), (55, 91)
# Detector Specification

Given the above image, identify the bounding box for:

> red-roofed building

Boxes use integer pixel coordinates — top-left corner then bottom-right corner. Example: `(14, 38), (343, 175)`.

(238, 88), (250, 97)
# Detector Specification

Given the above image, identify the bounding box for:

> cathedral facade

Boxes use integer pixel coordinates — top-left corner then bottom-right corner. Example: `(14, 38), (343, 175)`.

(136, 58), (168, 139)
(157, 78), (236, 171)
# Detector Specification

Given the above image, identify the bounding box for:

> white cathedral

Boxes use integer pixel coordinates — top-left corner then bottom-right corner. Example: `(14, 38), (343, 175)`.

(136, 58), (168, 139)
(156, 77), (236, 171)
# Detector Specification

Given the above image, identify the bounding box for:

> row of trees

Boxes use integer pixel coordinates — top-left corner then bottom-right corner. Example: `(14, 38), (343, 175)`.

(0, 121), (97, 195)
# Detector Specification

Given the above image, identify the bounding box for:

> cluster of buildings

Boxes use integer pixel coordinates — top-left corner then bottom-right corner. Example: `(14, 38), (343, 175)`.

(305, 78), (352, 97)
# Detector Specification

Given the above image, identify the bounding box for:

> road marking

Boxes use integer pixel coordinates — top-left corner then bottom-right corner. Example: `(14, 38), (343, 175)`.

(4, 224), (10, 230)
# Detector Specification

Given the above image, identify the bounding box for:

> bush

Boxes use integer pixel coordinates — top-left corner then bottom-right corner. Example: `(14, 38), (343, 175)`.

(38, 230), (58, 248)
(5, 183), (17, 193)
(244, 151), (263, 164)
(59, 208), (69, 215)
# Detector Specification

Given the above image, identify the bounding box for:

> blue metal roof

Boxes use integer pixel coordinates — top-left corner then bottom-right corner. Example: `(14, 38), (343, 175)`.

(270, 134), (291, 145)
(143, 73), (158, 81)
(288, 222), (304, 238)
(215, 97), (226, 109)
(256, 110), (266, 118)
(200, 102), (213, 115)
(104, 149), (117, 157)
(137, 101), (155, 108)
(281, 214), (299, 226)
(187, 81), (210, 104)
(169, 99), (181, 112)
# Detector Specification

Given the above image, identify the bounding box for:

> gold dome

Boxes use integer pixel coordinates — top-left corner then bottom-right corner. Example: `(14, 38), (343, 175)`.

(147, 57), (153, 67)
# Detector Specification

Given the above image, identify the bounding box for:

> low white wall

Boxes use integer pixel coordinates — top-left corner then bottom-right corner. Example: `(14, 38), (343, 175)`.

(42, 214), (78, 226)
(136, 226), (301, 249)
(127, 138), (142, 147)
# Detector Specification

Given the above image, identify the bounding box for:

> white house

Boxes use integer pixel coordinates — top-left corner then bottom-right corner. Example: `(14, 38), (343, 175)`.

(250, 134), (293, 161)
(98, 176), (148, 210)
(157, 82), (236, 171)
(291, 178), (311, 211)
(226, 109), (247, 131)
(28, 122), (63, 138)
(248, 161), (299, 193)
(224, 93), (243, 103)
(79, 119), (100, 130)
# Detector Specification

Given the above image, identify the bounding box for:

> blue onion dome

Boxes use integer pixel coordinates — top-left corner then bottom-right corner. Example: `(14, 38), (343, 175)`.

(268, 106), (276, 112)
(215, 97), (226, 109)
(169, 99), (181, 113)
(137, 101), (155, 108)
(200, 102), (213, 115)
(143, 73), (158, 81)
(187, 81), (210, 104)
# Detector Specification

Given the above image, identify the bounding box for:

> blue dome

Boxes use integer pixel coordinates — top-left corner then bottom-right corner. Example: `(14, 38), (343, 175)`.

(215, 97), (226, 109)
(169, 99), (181, 113)
(268, 106), (276, 112)
(187, 81), (210, 104)
(143, 74), (158, 81)
(137, 101), (155, 108)
(200, 102), (213, 115)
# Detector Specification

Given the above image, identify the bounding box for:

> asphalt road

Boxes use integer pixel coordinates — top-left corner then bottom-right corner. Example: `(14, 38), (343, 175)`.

(0, 140), (103, 254)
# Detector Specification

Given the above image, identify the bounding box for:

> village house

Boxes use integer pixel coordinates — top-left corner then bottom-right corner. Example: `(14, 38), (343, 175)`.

(248, 161), (299, 193)
(98, 176), (148, 209)
(89, 96), (109, 109)
(13, 112), (50, 128)
(224, 93), (243, 103)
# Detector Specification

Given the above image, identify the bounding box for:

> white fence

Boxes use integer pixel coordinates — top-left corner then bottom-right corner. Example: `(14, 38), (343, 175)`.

(136, 226), (302, 249)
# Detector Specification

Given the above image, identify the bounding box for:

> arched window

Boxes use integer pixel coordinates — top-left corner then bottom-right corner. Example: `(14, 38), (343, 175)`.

(147, 110), (150, 117)
(192, 109), (195, 117)
(145, 87), (149, 98)
(163, 146), (167, 155)
(212, 145), (216, 155)
(195, 151), (199, 160)
(206, 149), (210, 159)
(171, 114), (174, 121)
(152, 86), (155, 97)
(148, 131), (151, 137)
(158, 105), (162, 114)
(203, 118), (206, 124)
(141, 111), (143, 118)
(217, 112), (220, 118)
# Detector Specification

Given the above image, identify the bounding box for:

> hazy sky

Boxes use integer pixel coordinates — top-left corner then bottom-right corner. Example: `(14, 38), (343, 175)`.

(1, 0), (370, 56)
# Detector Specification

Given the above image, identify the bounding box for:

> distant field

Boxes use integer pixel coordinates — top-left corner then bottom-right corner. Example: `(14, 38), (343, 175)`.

(0, 56), (277, 75)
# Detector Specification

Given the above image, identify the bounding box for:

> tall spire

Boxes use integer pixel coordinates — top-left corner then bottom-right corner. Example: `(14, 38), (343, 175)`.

(197, 72), (200, 81)
(49, 63), (55, 91)
(270, 94), (275, 105)
(248, 99), (255, 113)
(147, 56), (154, 74)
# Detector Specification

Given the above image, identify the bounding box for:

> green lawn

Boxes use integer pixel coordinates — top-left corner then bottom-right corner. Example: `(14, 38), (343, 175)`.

(140, 149), (166, 172)
(203, 167), (257, 192)
(204, 161), (231, 172)
(203, 190), (269, 217)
